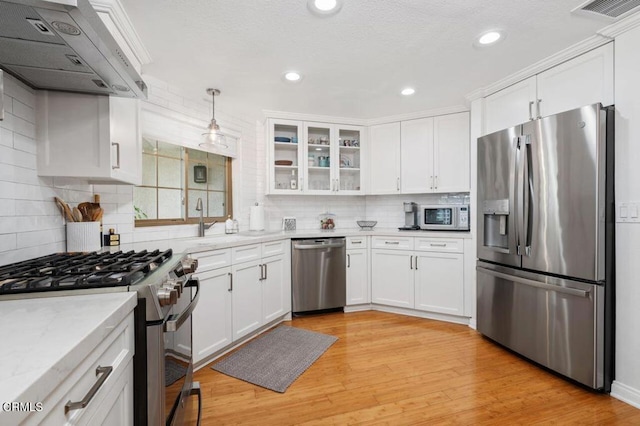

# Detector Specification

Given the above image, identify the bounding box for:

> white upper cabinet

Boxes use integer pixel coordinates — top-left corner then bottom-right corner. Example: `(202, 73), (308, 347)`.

(484, 43), (614, 135)
(36, 91), (141, 185)
(433, 113), (470, 193)
(400, 112), (470, 194)
(400, 117), (434, 194)
(369, 122), (401, 194)
(267, 118), (364, 195)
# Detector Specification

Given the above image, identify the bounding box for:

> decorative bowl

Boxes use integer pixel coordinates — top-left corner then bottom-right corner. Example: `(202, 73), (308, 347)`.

(357, 220), (377, 229)
(274, 160), (293, 166)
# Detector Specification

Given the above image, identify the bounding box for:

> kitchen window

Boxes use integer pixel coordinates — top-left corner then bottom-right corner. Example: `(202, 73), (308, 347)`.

(134, 138), (232, 226)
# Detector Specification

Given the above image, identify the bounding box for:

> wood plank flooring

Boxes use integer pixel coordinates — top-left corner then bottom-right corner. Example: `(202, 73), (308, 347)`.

(191, 311), (640, 425)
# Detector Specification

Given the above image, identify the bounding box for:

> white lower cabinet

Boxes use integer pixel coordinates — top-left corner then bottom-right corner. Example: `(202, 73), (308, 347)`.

(191, 241), (291, 365)
(346, 236), (369, 305)
(232, 259), (263, 340)
(39, 312), (134, 425)
(371, 236), (465, 317)
(414, 252), (464, 315)
(371, 249), (414, 308)
(192, 266), (233, 364)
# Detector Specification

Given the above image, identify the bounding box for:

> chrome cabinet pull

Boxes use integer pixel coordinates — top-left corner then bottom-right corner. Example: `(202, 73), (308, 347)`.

(430, 176), (433, 189)
(347, 254), (351, 268)
(352, 240), (362, 244)
(434, 175), (438, 190)
(430, 243), (447, 247)
(396, 177), (400, 191)
(536, 99), (542, 119)
(111, 142), (120, 169)
(228, 272), (233, 292)
(410, 255), (413, 270)
(414, 256), (418, 270)
(65, 365), (113, 414)
(385, 241), (400, 245)
(264, 263), (268, 280)
(258, 264), (264, 280)
(529, 101), (535, 121)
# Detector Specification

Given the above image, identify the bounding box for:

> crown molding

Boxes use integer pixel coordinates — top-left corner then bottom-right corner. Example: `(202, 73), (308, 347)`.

(90, 0), (153, 66)
(261, 110), (369, 126)
(465, 35), (611, 102)
(365, 105), (468, 126)
(598, 10), (640, 38)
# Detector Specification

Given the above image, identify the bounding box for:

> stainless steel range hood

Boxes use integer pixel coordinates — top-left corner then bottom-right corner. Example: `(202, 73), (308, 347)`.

(0, 0), (147, 98)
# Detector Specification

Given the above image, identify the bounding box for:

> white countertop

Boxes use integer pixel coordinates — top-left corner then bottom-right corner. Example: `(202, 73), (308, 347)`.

(115, 227), (472, 255)
(0, 292), (137, 411)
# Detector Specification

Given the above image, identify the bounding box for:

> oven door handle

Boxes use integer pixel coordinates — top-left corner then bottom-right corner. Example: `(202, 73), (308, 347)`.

(164, 278), (200, 332)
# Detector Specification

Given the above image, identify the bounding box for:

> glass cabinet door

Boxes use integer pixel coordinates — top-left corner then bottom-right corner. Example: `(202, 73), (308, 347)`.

(337, 125), (362, 194)
(304, 123), (335, 194)
(270, 119), (303, 193)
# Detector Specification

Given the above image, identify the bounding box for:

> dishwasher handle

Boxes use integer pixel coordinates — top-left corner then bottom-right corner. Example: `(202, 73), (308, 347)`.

(293, 241), (345, 250)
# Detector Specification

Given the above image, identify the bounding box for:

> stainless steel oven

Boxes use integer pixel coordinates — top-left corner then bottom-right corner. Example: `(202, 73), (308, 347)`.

(0, 249), (201, 425)
(420, 204), (470, 231)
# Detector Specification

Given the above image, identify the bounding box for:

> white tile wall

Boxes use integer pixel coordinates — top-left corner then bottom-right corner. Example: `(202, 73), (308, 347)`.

(0, 75), (95, 266)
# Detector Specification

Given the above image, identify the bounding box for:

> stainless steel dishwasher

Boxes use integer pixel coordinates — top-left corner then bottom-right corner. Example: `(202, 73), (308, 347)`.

(291, 237), (346, 313)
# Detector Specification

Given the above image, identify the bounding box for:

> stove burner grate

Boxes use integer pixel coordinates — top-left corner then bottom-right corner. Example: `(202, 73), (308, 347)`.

(0, 249), (173, 295)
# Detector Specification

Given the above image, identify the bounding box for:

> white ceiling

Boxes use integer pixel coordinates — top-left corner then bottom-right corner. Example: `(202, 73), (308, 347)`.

(120, 0), (610, 120)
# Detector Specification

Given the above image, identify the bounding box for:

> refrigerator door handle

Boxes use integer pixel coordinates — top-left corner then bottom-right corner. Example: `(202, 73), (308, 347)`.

(476, 266), (590, 298)
(515, 136), (524, 256)
(523, 134), (532, 257)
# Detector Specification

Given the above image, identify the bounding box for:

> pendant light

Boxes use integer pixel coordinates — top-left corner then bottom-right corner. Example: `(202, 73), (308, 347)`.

(200, 88), (228, 149)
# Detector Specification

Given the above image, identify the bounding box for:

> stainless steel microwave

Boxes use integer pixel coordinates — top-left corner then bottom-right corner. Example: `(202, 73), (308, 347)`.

(420, 204), (470, 231)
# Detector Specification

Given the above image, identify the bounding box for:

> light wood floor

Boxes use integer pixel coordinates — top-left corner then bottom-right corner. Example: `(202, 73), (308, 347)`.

(192, 311), (640, 425)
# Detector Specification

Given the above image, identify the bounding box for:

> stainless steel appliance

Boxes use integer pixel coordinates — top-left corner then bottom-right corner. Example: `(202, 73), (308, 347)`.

(476, 103), (615, 391)
(0, 249), (201, 424)
(420, 204), (470, 231)
(0, 0), (147, 98)
(399, 202), (420, 230)
(291, 238), (346, 313)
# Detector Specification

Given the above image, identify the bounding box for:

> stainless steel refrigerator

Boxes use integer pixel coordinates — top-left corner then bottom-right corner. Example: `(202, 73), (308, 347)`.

(476, 103), (614, 391)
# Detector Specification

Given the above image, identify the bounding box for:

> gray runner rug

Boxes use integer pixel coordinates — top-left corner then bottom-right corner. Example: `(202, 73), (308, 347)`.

(211, 325), (338, 393)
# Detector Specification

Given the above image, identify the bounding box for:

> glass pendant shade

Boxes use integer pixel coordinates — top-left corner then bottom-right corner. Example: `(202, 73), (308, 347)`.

(199, 88), (228, 149)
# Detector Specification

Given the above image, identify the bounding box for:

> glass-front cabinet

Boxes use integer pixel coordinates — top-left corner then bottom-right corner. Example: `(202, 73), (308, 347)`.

(267, 118), (364, 195)
(269, 119), (304, 194)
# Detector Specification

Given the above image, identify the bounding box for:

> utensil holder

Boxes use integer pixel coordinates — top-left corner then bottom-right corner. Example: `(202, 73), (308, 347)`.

(66, 221), (101, 252)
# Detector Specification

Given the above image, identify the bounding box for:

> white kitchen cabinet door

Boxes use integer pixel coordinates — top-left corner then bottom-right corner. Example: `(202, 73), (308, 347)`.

(268, 118), (304, 194)
(483, 76), (536, 135)
(36, 91), (141, 185)
(303, 122), (336, 194)
(536, 43), (614, 119)
(433, 112), (470, 193)
(371, 250), (414, 308)
(369, 122), (401, 194)
(346, 249), (370, 305)
(336, 124), (365, 194)
(414, 252), (464, 315)
(231, 260), (263, 341)
(192, 267), (233, 364)
(400, 117), (434, 193)
(261, 254), (289, 323)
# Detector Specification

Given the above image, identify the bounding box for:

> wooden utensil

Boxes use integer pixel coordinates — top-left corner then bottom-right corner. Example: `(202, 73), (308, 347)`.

(54, 197), (75, 222)
(77, 202), (92, 222)
(72, 207), (83, 222)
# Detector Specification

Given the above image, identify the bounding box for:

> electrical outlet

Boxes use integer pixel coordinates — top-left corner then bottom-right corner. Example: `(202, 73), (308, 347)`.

(616, 202), (640, 223)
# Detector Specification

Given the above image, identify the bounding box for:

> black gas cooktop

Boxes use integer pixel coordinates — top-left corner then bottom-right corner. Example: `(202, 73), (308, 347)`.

(0, 249), (174, 295)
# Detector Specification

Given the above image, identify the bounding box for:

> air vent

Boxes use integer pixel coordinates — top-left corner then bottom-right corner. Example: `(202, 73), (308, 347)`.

(574, 0), (640, 20)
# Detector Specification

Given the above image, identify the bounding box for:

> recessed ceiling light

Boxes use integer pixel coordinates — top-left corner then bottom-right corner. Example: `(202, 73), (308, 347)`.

(475, 30), (505, 47)
(307, 0), (342, 16)
(401, 88), (415, 96)
(283, 71), (303, 83)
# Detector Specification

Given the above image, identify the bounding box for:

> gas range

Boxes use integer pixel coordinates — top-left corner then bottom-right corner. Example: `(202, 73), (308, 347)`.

(0, 249), (198, 322)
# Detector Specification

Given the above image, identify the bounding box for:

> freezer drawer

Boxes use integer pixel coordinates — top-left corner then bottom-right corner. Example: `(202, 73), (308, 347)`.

(476, 262), (604, 389)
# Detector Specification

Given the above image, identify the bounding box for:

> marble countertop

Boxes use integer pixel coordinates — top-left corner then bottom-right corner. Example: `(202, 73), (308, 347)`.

(0, 292), (137, 419)
(114, 228), (473, 255)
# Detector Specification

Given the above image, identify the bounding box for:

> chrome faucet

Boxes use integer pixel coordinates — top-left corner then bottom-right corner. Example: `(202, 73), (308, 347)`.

(195, 197), (216, 237)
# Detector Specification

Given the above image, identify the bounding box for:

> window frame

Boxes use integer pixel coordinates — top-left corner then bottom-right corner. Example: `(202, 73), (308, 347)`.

(134, 141), (233, 227)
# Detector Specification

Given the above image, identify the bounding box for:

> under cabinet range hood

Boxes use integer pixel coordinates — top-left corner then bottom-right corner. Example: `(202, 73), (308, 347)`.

(0, 0), (147, 98)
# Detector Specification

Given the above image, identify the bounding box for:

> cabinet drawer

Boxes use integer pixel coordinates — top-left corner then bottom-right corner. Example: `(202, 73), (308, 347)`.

(192, 249), (232, 271)
(232, 244), (261, 264)
(347, 236), (368, 249)
(40, 314), (134, 425)
(262, 240), (286, 257)
(415, 237), (463, 253)
(372, 236), (413, 250)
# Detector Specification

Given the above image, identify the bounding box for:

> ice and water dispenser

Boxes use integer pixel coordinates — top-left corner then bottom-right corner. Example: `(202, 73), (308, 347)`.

(482, 199), (509, 250)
